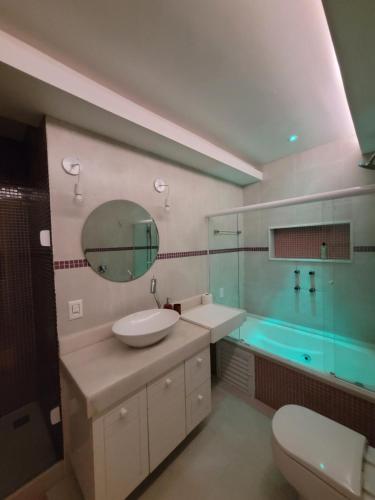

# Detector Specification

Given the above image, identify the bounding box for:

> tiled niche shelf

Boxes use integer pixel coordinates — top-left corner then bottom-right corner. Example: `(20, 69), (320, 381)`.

(268, 222), (352, 263)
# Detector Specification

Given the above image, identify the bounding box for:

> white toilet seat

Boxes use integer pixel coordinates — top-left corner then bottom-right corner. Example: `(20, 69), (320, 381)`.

(272, 405), (374, 500)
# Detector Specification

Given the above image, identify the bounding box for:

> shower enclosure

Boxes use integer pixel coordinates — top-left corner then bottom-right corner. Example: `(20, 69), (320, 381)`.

(0, 120), (62, 497)
(208, 185), (375, 393)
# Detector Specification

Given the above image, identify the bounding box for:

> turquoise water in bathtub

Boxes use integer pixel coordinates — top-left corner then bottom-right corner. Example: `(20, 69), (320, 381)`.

(236, 315), (375, 392)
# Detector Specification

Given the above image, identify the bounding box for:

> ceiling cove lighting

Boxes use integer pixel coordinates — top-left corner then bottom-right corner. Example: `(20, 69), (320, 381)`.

(288, 134), (299, 143)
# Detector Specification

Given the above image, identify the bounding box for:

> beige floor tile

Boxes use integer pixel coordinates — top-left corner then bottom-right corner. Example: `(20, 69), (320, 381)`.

(129, 383), (297, 500)
(52, 383), (296, 500)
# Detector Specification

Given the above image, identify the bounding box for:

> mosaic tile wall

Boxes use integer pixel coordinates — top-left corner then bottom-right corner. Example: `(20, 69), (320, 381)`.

(273, 223), (351, 260)
(255, 355), (375, 446)
(27, 125), (63, 459)
(0, 186), (37, 416)
(0, 127), (63, 495)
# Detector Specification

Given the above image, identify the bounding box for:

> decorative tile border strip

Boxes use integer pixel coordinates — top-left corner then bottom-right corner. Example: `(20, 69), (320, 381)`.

(209, 247), (269, 254)
(53, 245), (375, 270)
(242, 246), (269, 252)
(85, 245), (159, 253)
(54, 259), (89, 270)
(157, 250), (208, 260)
(209, 248), (242, 254)
(354, 246), (375, 252)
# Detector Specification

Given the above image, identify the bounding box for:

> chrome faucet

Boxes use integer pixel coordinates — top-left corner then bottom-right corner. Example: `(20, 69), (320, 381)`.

(150, 277), (161, 308)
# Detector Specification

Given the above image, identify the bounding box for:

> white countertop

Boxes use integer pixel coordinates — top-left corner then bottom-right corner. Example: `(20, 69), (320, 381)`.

(181, 303), (246, 343)
(60, 319), (210, 419)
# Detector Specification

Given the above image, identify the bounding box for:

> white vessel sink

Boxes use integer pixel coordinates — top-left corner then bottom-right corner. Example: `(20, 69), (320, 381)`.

(113, 309), (180, 348)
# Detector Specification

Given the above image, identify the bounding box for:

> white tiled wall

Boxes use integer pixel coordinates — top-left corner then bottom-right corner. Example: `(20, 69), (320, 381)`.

(46, 121), (375, 345)
(46, 118), (243, 338)
(242, 135), (375, 343)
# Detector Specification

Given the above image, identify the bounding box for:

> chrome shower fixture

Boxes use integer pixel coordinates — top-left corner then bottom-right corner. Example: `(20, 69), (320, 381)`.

(294, 269), (301, 291)
(309, 271), (316, 293)
(154, 178), (170, 211)
(358, 152), (375, 170)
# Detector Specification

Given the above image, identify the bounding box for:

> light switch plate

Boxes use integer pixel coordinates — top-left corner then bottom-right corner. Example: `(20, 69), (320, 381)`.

(39, 229), (51, 247)
(68, 299), (83, 320)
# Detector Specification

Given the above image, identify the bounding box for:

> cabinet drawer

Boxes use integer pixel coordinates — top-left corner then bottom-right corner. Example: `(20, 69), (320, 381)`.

(103, 389), (149, 500)
(186, 379), (212, 434)
(104, 390), (145, 435)
(185, 347), (211, 395)
(147, 364), (186, 471)
(147, 363), (185, 406)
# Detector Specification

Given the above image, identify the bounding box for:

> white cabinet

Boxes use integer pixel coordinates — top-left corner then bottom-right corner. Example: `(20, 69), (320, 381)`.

(147, 364), (186, 471)
(186, 379), (212, 434)
(66, 347), (211, 500)
(185, 348), (211, 433)
(103, 390), (149, 500)
(185, 347), (211, 395)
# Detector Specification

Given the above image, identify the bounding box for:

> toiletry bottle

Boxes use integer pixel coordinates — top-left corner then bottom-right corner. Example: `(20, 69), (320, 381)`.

(163, 298), (173, 309)
(173, 303), (182, 315)
(320, 242), (327, 260)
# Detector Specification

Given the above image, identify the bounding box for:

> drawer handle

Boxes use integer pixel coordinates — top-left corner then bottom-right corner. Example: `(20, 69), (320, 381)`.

(165, 378), (172, 387)
(120, 408), (128, 418)
(197, 357), (203, 365)
(197, 394), (204, 402)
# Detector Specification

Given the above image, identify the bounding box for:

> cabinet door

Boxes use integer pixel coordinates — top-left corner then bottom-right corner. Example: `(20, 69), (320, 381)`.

(147, 364), (186, 471)
(186, 379), (211, 434)
(104, 389), (148, 500)
(185, 347), (211, 395)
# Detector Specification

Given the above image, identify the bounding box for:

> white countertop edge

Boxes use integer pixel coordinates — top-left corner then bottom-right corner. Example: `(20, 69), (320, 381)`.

(88, 333), (210, 418)
(60, 321), (210, 419)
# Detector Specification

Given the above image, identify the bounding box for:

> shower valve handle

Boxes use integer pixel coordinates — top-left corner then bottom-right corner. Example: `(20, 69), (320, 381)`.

(294, 269), (301, 291)
(309, 270), (316, 293)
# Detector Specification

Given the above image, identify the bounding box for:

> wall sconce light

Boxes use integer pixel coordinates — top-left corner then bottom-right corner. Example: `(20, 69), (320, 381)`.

(154, 178), (170, 211)
(62, 157), (83, 204)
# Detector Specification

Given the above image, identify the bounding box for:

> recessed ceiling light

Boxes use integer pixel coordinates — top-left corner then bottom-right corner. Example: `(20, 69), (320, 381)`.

(288, 134), (299, 143)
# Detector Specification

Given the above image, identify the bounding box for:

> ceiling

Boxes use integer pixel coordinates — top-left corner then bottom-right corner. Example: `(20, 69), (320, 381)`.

(0, 60), (260, 185)
(323, 0), (375, 155)
(0, 0), (355, 166)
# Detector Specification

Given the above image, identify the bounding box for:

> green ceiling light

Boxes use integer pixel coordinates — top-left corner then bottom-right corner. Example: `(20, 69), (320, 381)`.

(288, 134), (299, 143)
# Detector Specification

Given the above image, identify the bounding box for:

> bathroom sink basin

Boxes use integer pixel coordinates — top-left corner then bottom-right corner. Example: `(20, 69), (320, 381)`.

(112, 309), (180, 347)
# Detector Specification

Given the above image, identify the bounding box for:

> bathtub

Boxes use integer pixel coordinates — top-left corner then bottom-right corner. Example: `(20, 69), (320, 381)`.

(237, 314), (375, 393)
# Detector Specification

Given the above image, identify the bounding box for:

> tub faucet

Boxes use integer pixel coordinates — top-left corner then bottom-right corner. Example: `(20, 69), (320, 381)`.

(150, 277), (161, 308)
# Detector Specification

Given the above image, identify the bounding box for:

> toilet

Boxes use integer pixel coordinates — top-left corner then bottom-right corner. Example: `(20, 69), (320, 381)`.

(272, 405), (375, 500)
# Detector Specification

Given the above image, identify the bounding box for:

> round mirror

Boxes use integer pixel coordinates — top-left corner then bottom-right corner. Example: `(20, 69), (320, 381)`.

(82, 200), (159, 282)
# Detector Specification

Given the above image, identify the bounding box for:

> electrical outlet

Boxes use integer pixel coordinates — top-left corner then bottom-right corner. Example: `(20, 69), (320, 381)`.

(219, 287), (224, 298)
(68, 299), (83, 320)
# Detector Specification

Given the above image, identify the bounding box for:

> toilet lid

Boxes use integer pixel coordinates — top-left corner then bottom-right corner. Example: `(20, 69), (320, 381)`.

(272, 405), (366, 500)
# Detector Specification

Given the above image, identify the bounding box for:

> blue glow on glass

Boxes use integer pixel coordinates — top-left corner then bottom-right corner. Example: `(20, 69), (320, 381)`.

(288, 134), (299, 143)
(319, 463), (325, 470)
